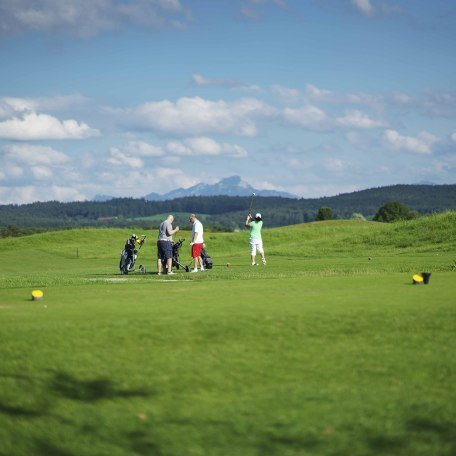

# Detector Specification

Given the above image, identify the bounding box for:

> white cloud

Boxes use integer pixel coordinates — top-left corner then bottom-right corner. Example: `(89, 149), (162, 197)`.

(124, 141), (164, 157)
(351, 0), (374, 16)
(9, 166), (25, 179)
(324, 158), (346, 172)
(108, 148), (144, 168)
(304, 84), (456, 118)
(282, 105), (330, 130)
(0, 0), (192, 37)
(191, 73), (261, 92)
(451, 132), (456, 143)
(191, 73), (234, 88)
(4, 144), (70, 165)
(336, 110), (385, 129)
(106, 140), (171, 169)
(0, 112), (100, 140)
(0, 185), (87, 204)
(305, 83), (333, 101)
(166, 137), (247, 158)
(271, 85), (302, 104)
(126, 97), (274, 136)
(1, 94), (89, 113)
(94, 166), (198, 197)
(31, 166), (53, 179)
(305, 83), (381, 107)
(382, 129), (440, 155)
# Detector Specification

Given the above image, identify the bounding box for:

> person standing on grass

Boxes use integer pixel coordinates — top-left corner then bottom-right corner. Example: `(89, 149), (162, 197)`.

(157, 215), (179, 275)
(245, 212), (266, 266)
(189, 213), (204, 273)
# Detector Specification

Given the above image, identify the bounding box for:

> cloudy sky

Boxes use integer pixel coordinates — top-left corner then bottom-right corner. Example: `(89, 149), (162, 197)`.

(1, 0), (455, 204)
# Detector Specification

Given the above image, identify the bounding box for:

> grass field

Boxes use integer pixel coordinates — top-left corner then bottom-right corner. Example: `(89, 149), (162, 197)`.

(0, 213), (455, 455)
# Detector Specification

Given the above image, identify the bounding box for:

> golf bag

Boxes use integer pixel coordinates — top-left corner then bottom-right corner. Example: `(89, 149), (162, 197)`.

(162, 238), (190, 273)
(119, 234), (146, 275)
(201, 247), (213, 269)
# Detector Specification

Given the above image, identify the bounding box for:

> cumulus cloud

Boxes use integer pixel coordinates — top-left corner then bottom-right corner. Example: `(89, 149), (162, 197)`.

(282, 105), (330, 131)
(31, 166), (53, 179)
(123, 141), (164, 157)
(271, 85), (302, 104)
(166, 137), (247, 158)
(107, 140), (167, 169)
(93, 165), (198, 198)
(336, 110), (385, 129)
(1, 94), (89, 113)
(382, 129), (440, 155)
(0, 0), (192, 37)
(108, 148), (144, 169)
(0, 112), (100, 140)
(304, 84), (456, 118)
(0, 185), (87, 204)
(351, 0), (374, 16)
(305, 83), (382, 107)
(109, 137), (247, 162)
(124, 96), (274, 137)
(3, 144), (70, 165)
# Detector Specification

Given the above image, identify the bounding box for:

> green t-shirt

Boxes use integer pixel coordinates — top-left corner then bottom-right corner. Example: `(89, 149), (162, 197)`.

(248, 220), (263, 240)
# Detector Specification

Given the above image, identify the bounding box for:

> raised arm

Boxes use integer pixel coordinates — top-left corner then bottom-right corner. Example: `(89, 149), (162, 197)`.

(244, 213), (252, 228)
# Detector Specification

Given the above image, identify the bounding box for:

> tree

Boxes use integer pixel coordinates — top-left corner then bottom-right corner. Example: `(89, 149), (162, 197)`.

(373, 201), (417, 222)
(316, 206), (333, 221)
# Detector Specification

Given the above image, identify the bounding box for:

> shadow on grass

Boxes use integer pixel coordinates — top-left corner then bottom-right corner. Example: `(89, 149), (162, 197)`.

(34, 439), (75, 456)
(363, 415), (456, 453)
(128, 430), (163, 455)
(406, 416), (456, 446)
(50, 371), (152, 402)
(0, 400), (45, 418)
(259, 434), (322, 454)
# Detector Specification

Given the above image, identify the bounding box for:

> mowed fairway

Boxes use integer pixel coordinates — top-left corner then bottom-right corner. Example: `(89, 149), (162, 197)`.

(0, 214), (455, 455)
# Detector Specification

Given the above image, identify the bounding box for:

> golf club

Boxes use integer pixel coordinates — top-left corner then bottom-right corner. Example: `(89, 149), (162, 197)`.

(248, 193), (256, 216)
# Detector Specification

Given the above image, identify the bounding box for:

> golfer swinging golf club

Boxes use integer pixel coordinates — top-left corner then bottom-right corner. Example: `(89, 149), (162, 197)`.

(245, 212), (266, 266)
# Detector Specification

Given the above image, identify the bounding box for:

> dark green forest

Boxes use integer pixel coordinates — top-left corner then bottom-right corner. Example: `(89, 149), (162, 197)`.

(0, 184), (455, 235)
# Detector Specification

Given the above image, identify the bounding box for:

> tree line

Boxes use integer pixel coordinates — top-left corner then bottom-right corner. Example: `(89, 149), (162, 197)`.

(0, 184), (455, 235)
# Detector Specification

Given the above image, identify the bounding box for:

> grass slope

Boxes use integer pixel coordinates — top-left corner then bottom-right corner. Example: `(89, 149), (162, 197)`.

(0, 213), (455, 455)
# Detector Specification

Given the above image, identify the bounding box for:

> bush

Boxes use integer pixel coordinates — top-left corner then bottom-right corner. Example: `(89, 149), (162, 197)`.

(373, 201), (418, 223)
(316, 206), (333, 221)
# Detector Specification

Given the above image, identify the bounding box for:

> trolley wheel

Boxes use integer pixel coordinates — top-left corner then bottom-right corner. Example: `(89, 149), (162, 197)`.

(139, 265), (146, 274)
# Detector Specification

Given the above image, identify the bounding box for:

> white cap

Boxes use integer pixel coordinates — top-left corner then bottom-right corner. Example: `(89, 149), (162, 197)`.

(255, 213), (262, 219)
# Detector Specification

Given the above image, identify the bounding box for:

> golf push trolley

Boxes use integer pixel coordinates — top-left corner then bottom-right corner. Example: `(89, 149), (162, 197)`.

(119, 234), (147, 275)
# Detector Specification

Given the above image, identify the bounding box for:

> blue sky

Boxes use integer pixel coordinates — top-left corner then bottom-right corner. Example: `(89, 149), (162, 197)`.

(0, 0), (455, 204)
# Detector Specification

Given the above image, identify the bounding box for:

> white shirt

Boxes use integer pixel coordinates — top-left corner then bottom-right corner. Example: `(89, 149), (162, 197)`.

(192, 219), (204, 243)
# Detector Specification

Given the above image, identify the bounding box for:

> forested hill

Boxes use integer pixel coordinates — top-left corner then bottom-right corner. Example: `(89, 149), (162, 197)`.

(0, 184), (455, 231)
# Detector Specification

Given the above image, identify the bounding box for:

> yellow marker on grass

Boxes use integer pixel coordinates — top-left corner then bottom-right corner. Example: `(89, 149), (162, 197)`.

(32, 290), (44, 300)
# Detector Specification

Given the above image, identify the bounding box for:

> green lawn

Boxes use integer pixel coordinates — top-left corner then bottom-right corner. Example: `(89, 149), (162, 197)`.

(0, 214), (455, 455)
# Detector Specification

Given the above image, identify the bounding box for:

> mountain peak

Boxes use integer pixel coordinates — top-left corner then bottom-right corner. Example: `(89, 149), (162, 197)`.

(219, 175), (242, 185)
(143, 176), (298, 201)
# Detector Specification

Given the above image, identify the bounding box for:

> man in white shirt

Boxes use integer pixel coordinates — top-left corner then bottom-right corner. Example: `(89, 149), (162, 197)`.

(189, 213), (204, 273)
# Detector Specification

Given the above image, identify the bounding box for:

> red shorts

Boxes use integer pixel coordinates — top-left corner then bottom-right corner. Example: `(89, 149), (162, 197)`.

(192, 243), (203, 258)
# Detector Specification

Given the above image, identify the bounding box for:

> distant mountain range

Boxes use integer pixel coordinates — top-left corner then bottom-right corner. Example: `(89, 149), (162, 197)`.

(93, 175), (298, 202)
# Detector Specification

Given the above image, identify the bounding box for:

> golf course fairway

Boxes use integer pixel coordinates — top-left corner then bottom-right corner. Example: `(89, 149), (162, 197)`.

(0, 213), (455, 455)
